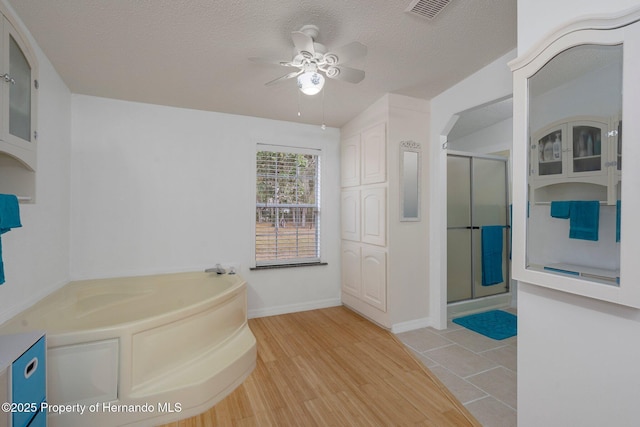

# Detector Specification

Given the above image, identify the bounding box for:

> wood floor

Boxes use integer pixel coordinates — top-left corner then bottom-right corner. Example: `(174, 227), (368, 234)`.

(160, 306), (481, 427)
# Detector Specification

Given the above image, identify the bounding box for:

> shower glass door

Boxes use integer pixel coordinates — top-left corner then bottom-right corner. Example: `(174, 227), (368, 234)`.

(447, 153), (509, 303)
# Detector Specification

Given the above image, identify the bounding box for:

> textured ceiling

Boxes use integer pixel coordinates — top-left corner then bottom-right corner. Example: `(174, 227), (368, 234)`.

(7, 0), (517, 128)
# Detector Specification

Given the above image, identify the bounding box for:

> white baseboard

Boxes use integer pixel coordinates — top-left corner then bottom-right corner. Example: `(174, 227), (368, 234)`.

(248, 298), (342, 319)
(391, 317), (434, 334)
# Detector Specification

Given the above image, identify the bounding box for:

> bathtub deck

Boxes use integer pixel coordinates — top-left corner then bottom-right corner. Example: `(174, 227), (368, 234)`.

(160, 306), (481, 427)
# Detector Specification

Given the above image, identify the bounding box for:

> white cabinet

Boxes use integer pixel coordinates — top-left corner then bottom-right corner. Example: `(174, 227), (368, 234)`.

(340, 241), (387, 312)
(341, 123), (386, 188)
(361, 247), (387, 311)
(361, 187), (386, 246)
(0, 8), (38, 202)
(340, 190), (360, 241)
(340, 121), (388, 320)
(341, 242), (361, 298)
(341, 134), (360, 187)
(361, 123), (386, 185)
(0, 13), (37, 167)
(530, 116), (619, 204)
(340, 94), (429, 329)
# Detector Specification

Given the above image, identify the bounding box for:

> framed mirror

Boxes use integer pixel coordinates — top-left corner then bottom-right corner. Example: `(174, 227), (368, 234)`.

(400, 141), (421, 221)
(510, 10), (640, 307)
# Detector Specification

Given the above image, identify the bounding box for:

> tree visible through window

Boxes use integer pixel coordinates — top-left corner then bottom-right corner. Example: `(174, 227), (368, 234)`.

(255, 149), (320, 265)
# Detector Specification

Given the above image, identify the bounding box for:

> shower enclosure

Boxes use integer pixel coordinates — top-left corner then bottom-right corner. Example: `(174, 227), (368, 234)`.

(447, 152), (510, 304)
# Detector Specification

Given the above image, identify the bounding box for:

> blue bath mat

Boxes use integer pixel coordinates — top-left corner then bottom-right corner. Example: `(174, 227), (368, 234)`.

(452, 310), (517, 340)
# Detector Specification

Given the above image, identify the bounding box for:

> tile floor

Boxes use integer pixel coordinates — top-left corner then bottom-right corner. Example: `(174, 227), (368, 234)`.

(397, 308), (517, 427)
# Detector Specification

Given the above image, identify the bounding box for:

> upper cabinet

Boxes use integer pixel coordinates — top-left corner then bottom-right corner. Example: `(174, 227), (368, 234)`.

(360, 123), (386, 185)
(341, 123), (386, 187)
(0, 9), (38, 201)
(530, 116), (620, 205)
(510, 8), (640, 307)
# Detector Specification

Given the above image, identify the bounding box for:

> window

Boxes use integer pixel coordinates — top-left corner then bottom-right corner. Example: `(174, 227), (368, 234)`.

(255, 147), (321, 266)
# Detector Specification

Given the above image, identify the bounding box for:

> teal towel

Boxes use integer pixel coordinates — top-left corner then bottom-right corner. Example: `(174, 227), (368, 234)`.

(481, 225), (504, 286)
(616, 200), (621, 242)
(569, 201), (599, 241)
(0, 194), (22, 284)
(550, 201), (571, 219)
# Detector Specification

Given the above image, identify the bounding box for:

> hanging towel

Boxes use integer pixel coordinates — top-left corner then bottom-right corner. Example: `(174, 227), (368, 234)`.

(616, 200), (621, 242)
(481, 225), (504, 286)
(550, 201), (571, 219)
(569, 201), (599, 241)
(0, 194), (22, 285)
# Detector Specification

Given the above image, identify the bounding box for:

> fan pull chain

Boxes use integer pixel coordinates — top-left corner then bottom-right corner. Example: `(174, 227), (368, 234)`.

(321, 86), (326, 130)
(297, 89), (301, 117)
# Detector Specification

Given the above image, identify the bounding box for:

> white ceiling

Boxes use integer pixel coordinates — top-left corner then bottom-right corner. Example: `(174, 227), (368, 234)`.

(8, 0), (517, 128)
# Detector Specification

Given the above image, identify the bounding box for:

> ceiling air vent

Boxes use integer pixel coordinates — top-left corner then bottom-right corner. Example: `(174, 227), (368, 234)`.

(405, 0), (452, 20)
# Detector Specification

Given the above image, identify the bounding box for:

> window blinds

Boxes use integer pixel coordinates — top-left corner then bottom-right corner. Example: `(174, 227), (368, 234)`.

(255, 150), (321, 265)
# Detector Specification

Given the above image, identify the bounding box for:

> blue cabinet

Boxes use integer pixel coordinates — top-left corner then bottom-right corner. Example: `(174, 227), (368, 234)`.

(0, 331), (46, 427)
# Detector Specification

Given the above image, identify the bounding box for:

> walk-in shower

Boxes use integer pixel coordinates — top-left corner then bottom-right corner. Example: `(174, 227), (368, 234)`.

(447, 152), (510, 315)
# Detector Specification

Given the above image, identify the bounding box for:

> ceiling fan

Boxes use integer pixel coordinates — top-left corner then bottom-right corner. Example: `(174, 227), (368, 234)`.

(250, 25), (367, 95)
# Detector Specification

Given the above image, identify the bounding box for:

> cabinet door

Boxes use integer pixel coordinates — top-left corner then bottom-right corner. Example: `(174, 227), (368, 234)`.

(341, 242), (361, 298)
(361, 187), (386, 246)
(2, 18), (36, 147)
(361, 123), (386, 185)
(568, 120), (607, 176)
(341, 190), (360, 241)
(361, 246), (386, 311)
(532, 124), (566, 179)
(341, 134), (360, 187)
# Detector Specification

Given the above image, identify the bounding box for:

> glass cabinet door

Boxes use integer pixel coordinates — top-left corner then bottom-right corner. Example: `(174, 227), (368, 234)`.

(570, 121), (606, 175)
(535, 126), (564, 177)
(8, 33), (31, 143)
(2, 17), (35, 148)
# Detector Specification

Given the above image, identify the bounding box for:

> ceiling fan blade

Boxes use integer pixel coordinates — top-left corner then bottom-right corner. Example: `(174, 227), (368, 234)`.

(324, 42), (367, 65)
(324, 66), (365, 84)
(291, 31), (315, 58)
(265, 70), (302, 86)
(249, 57), (295, 67)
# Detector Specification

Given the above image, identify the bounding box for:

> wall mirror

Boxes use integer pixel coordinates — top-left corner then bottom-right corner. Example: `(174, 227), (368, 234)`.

(526, 43), (622, 286)
(400, 141), (421, 221)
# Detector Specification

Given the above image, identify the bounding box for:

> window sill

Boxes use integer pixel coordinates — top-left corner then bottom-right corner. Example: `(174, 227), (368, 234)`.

(251, 262), (328, 271)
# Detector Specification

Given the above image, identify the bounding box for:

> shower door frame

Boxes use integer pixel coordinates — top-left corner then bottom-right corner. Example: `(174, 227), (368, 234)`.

(447, 150), (510, 302)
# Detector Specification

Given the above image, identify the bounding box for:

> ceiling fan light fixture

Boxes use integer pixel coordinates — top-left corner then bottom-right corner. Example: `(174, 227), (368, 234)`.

(297, 71), (325, 95)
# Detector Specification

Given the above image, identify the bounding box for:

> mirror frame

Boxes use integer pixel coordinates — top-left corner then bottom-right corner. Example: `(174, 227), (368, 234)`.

(509, 8), (640, 308)
(400, 140), (421, 222)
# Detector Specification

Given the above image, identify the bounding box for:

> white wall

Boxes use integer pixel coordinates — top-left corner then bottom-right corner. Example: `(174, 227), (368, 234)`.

(517, 1), (640, 426)
(0, 0), (72, 324)
(448, 117), (513, 155)
(70, 95), (341, 317)
(429, 49), (516, 328)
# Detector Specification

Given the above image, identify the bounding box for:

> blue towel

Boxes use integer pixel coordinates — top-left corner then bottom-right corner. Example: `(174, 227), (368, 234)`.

(0, 194), (22, 284)
(616, 200), (621, 242)
(481, 225), (504, 286)
(569, 201), (599, 241)
(550, 201), (571, 219)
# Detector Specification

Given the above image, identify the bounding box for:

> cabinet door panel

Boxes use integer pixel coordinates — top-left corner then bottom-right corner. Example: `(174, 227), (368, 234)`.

(361, 188), (386, 246)
(532, 124), (566, 179)
(341, 190), (360, 241)
(361, 123), (386, 185)
(341, 135), (360, 187)
(362, 246), (386, 311)
(341, 242), (361, 298)
(569, 120), (607, 176)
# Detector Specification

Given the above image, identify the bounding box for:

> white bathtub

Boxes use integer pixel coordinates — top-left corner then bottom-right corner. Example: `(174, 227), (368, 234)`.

(0, 271), (256, 427)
